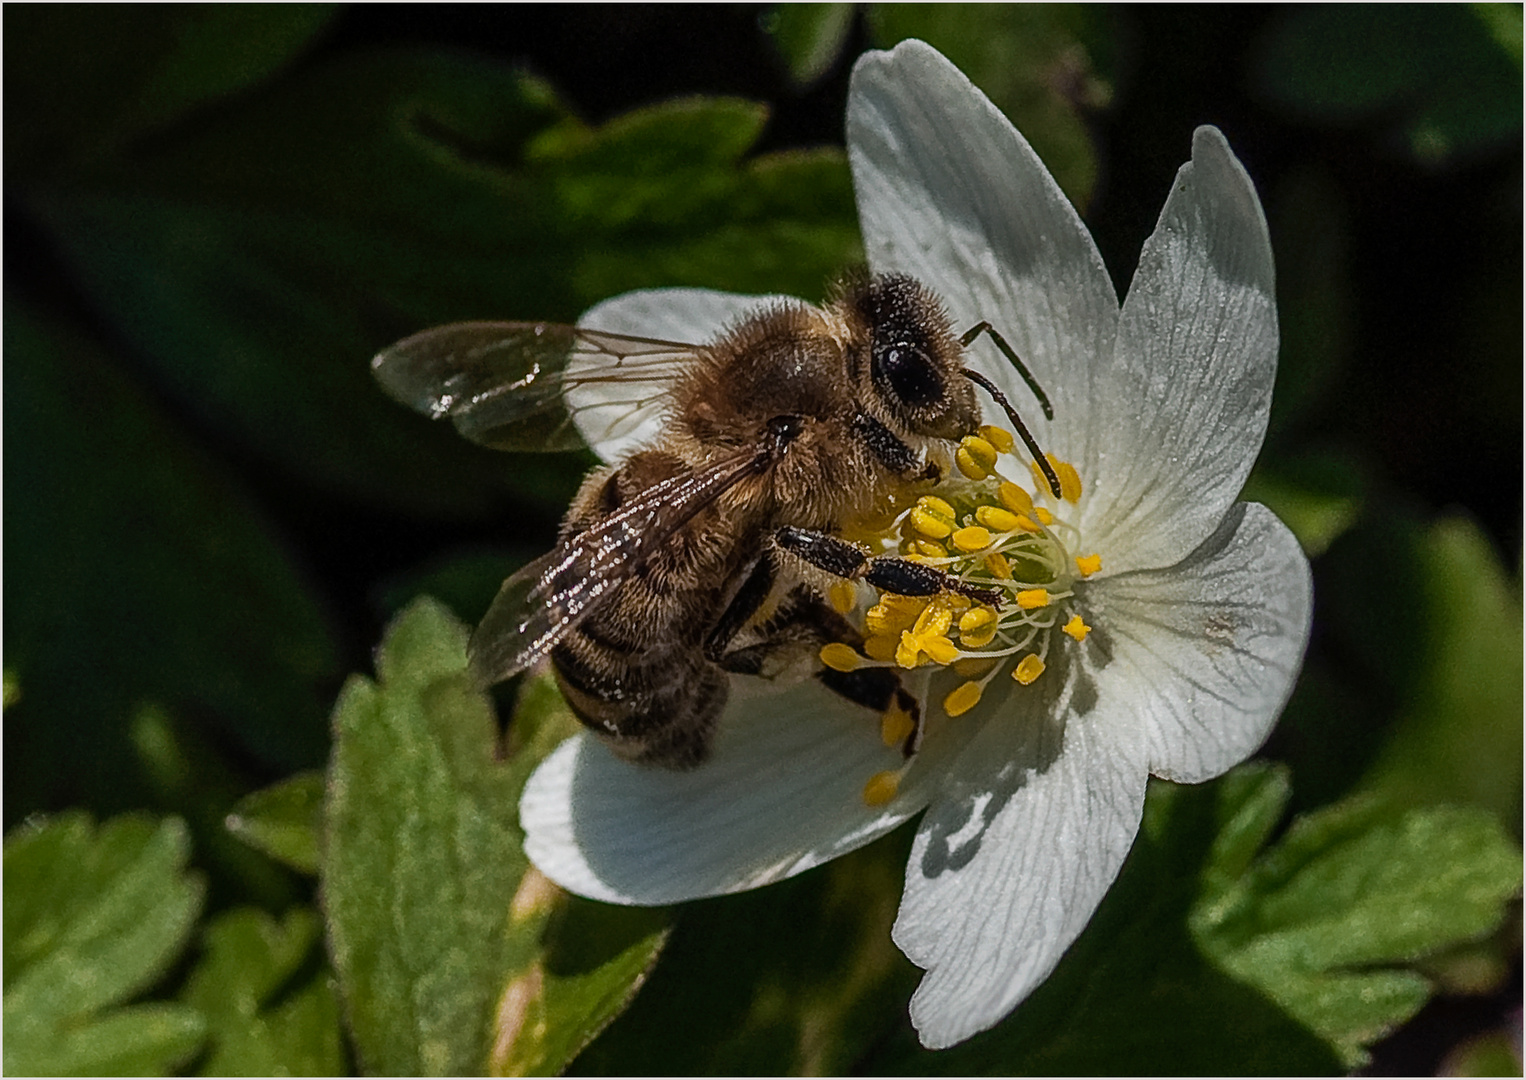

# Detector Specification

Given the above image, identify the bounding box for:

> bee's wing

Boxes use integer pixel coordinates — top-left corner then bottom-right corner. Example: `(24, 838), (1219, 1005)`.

(469, 449), (770, 685)
(371, 322), (699, 452)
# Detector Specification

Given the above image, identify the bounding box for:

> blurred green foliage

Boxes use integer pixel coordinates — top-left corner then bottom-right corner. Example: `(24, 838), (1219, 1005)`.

(5, 5), (1519, 1075)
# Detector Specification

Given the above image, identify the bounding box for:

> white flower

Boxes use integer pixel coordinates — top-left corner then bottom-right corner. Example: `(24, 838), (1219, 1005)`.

(520, 39), (1312, 1049)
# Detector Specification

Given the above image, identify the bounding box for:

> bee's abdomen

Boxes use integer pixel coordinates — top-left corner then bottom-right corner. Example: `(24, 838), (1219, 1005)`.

(551, 624), (726, 770)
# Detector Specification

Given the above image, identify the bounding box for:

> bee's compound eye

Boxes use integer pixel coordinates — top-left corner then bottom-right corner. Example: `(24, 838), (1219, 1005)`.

(874, 342), (943, 409)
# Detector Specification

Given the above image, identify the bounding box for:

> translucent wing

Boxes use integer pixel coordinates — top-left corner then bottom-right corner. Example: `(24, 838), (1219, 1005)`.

(468, 448), (771, 685)
(371, 321), (698, 452)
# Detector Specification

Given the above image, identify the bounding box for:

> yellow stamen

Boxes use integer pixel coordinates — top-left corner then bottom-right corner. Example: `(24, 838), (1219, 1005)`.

(911, 600), (953, 639)
(863, 770), (901, 807)
(1017, 588), (1051, 610)
(979, 425), (1015, 454)
(1033, 507), (1055, 526)
(863, 634), (898, 663)
(819, 642), (862, 672)
(959, 435), (999, 473)
(1013, 654), (1046, 685)
(958, 621), (998, 649)
(1075, 553), (1103, 577)
(984, 551), (1013, 579)
(958, 606), (996, 634)
(955, 445), (991, 480)
(997, 481), (1034, 515)
(909, 506), (954, 539)
(895, 632), (922, 669)
(921, 634), (959, 665)
(917, 495), (955, 518)
(1054, 458), (1083, 502)
(1063, 614), (1091, 642)
(911, 539), (948, 559)
(829, 581), (857, 614)
(951, 525), (992, 552)
(943, 681), (983, 717)
(880, 702), (916, 748)
(975, 505), (1024, 532)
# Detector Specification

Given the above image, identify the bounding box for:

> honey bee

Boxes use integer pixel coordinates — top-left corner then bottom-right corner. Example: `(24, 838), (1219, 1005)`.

(373, 273), (1058, 768)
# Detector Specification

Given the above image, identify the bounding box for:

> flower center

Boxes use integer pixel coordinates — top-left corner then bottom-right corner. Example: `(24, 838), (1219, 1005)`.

(816, 426), (1103, 807)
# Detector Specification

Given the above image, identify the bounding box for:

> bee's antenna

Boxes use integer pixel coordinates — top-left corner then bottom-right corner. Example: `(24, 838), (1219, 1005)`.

(959, 322), (1054, 420)
(962, 367), (1063, 500)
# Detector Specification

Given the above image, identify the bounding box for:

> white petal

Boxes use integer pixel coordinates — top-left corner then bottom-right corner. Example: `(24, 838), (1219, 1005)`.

(894, 678), (1149, 1049)
(847, 40), (1119, 469)
(1086, 501), (1312, 783)
(520, 677), (925, 905)
(569, 288), (794, 462)
(1083, 127), (1280, 572)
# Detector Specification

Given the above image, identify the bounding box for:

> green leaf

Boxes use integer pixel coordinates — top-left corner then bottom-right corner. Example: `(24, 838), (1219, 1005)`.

(225, 771), (326, 876)
(1240, 450), (1365, 558)
(28, 50), (859, 516)
(324, 598), (666, 1075)
(574, 828), (919, 1076)
(3, 305), (340, 818)
(1196, 783), (1525, 1068)
(6, 4), (338, 176)
(868, 3), (1114, 208)
(4, 812), (207, 1075)
(180, 907), (346, 1076)
(1252, 5), (1522, 163)
(763, 4), (857, 87)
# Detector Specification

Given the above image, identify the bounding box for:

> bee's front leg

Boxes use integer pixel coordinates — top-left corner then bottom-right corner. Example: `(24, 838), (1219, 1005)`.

(773, 526), (1000, 607)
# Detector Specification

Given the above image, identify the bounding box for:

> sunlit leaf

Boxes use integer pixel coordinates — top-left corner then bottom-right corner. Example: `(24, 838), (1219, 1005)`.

(1195, 772), (1524, 1068)
(180, 907), (346, 1076)
(225, 770), (326, 876)
(324, 598), (666, 1075)
(4, 812), (207, 1075)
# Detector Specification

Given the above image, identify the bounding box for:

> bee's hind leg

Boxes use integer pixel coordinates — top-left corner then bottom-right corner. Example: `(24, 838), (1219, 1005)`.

(772, 526), (999, 607)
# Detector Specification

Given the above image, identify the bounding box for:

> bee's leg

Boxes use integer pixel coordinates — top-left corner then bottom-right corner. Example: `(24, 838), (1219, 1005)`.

(703, 552), (779, 670)
(773, 526), (1000, 607)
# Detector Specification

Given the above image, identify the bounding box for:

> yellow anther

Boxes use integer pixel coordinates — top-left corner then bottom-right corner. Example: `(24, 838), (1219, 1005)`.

(958, 606), (996, 634)
(944, 593), (972, 612)
(909, 506), (954, 540)
(1075, 553), (1103, 577)
(1013, 654), (1046, 684)
(1058, 462), (1082, 502)
(997, 481), (1034, 515)
(829, 581), (857, 614)
(984, 551), (1013, 579)
(1030, 454), (1083, 502)
(1033, 507), (1055, 526)
(953, 655), (998, 678)
(917, 495), (955, 518)
(865, 604), (908, 636)
(895, 632), (923, 669)
(955, 445), (992, 481)
(880, 702), (916, 748)
(943, 681), (983, 717)
(1063, 614), (1091, 642)
(863, 770), (901, 807)
(960, 435), (999, 472)
(863, 634), (899, 663)
(1013, 514), (1042, 533)
(911, 539), (948, 559)
(879, 594), (927, 617)
(958, 621), (998, 649)
(921, 634), (959, 665)
(979, 425), (1015, 454)
(951, 525), (993, 553)
(819, 643), (862, 672)
(911, 601), (953, 639)
(1017, 588), (1051, 610)
(975, 505), (1024, 532)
